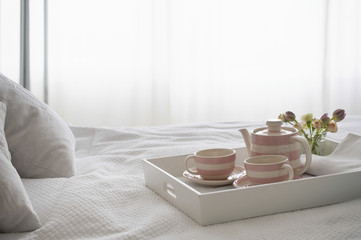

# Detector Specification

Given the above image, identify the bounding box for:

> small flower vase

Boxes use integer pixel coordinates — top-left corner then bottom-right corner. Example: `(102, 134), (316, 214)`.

(308, 132), (327, 155)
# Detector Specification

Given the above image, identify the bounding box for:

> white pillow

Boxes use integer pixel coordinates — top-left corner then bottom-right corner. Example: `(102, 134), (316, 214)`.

(0, 102), (41, 232)
(0, 73), (76, 178)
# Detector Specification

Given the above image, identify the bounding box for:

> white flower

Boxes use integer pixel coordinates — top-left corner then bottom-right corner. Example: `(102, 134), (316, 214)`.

(301, 113), (313, 123)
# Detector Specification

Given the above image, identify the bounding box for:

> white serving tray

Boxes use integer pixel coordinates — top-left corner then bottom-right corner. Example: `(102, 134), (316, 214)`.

(142, 140), (361, 225)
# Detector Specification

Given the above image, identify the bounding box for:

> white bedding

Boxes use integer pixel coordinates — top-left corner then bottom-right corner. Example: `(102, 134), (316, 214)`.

(2, 117), (361, 239)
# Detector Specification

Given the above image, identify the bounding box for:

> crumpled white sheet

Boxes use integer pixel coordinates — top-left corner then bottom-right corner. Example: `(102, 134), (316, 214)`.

(2, 118), (361, 240)
(306, 133), (361, 176)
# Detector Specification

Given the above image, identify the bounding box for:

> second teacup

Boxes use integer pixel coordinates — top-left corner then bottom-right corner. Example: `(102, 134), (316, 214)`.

(185, 148), (236, 180)
(244, 155), (294, 184)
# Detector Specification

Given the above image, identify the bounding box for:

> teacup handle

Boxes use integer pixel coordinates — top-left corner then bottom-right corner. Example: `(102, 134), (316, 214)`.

(185, 155), (198, 174)
(281, 163), (294, 180)
(291, 136), (312, 176)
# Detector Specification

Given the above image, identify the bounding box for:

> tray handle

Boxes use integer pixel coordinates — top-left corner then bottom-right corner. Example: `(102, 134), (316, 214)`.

(164, 182), (177, 199)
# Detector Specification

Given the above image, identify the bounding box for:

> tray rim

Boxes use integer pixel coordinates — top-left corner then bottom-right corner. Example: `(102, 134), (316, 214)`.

(143, 138), (351, 196)
(142, 138), (361, 225)
(143, 153), (361, 196)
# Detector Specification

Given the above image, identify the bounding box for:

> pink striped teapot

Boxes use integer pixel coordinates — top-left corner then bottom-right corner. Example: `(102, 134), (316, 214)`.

(239, 119), (312, 178)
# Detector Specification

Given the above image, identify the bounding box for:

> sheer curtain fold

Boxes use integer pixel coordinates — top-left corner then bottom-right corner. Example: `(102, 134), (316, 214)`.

(0, 0), (21, 82)
(1, 0), (360, 127)
(324, 0), (361, 114)
(47, 0), (357, 128)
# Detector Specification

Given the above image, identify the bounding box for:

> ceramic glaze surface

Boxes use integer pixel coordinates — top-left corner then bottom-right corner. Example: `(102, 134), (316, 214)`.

(184, 165), (245, 186)
(185, 148), (236, 180)
(239, 119), (312, 177)
(255, 127), (295, 136)
(250, 127), (303, 175)
(244, 155), (294, 184)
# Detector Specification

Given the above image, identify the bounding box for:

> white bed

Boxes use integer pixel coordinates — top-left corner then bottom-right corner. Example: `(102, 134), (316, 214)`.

(1, 116), (360, 240)
(1, 72), (361, 239)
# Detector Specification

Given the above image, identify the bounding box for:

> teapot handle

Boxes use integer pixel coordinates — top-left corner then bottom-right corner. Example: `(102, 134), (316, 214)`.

(291, 136), (312, 176)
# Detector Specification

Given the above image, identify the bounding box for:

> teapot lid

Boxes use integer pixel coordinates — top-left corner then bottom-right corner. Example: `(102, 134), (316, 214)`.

(254, 119), (295, 136)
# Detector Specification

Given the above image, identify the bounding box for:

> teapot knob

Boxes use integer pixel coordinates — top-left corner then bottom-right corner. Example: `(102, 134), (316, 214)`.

(266, 119), (283, 132)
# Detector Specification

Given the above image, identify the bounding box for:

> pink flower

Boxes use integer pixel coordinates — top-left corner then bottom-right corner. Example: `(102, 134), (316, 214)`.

(332, 109), (346, 122)
(278, 113), (285, 121)
(320, 113), (330, 126)
(276, 109), (345, 155)
(294, 122), (304, 135)
(294, 122), (304, 131)
(312, 119), (322, 130)
(327, 121), (338, 133)
(284, 111), (296, 122)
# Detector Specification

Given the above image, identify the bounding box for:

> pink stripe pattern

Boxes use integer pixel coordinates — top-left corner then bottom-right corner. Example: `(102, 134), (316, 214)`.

(247, 175), (289, 184)
(195, 155), (235, 164)
(250, 129), (303, 177)
(251, 150), (301, 161)
(244, 155), (294, 184)
(198, 167), (235, 178)
(186, 148), (236, 180)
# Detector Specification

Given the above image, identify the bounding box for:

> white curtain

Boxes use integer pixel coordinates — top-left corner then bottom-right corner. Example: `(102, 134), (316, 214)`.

(323, 0), (361, 114)
(0, 0), (20, 82)
(1, 0), (360, 127)
(0, 0), (45, 98)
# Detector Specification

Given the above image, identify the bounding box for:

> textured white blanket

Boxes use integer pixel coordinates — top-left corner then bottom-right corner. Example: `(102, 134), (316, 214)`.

(2, 117), (361, 239)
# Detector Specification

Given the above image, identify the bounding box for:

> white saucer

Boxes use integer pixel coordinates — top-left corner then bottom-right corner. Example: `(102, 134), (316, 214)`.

(183, 165), (246, 186)
(233, 176), (293, 188)
(232, 175), (257, 188)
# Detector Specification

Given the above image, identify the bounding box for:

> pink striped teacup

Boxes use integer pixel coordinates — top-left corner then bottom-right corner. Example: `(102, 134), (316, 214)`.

(244, 155), (294, 184)
(185, 148), (236, 180)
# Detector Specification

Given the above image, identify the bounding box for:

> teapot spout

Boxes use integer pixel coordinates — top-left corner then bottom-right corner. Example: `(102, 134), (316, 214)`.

(239, 128), (251, 156)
